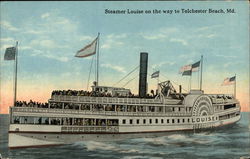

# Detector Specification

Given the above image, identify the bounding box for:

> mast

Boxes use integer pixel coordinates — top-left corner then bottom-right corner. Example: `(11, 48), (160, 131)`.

(200, 55), (203, 91)
(189, 75), (192, 92)
(157, 73), (160, 93)
(96, 33), (100, 86)
(234, 74), (236, 98)
(14, 41), (18, 105)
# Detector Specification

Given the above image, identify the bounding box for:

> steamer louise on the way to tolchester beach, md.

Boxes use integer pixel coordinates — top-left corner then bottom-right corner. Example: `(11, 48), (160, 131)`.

(6, 35), (241, 148)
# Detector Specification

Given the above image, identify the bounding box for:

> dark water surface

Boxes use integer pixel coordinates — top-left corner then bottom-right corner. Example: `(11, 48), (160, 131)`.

(0, 113), (249, 159)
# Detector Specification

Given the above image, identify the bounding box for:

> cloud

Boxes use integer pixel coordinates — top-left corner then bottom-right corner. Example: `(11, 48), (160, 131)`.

(19, 46), (32, 50)
(40, 40), (57, 48)
(24, 29), (45, 35)
(0, 20), (19, 31)
(79, 36), (94, 41)
(107, 33), (127, 39)
(206, 34), (216, 38)
(101, 33), (126, 49)
(152, 61), (175, 70)
(30, 49), (69, 62)
(223, 62), (231, 68)
(101, 41), (123, 49)
(101, 63), (126, 73)
(0, 37), (15, 43)
(196, 25), (222, 32)
(0, 10), (86, 63)
(214, 54), (237, 59)
(0, 38), (16, 51)
(178, 52), (198, 60)
(30, 39), (69, 49)
(41, 13), (50, 19)
(0, 44), (14, 52)
(141, 34), (166, 40)
(159, 27), (178, 34)
(141, 27), (178, 40)
(169, 38), (188, 46)
(196, 33), (217, 39)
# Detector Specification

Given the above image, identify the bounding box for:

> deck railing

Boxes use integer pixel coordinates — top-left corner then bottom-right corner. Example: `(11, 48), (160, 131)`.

(11, 107), (192, 117)
(51, 95), (237, 105)
(51, 95), (165, 105)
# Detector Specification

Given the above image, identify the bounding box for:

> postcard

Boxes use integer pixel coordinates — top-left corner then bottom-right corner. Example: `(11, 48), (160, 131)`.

(0, 1), (249, 159)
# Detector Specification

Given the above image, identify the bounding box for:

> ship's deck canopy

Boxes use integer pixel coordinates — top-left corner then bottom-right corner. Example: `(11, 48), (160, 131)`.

(91, 85), (131, 97)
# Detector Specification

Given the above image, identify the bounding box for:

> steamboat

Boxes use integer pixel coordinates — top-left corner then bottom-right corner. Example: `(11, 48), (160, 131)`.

(8, 52), (241, 148)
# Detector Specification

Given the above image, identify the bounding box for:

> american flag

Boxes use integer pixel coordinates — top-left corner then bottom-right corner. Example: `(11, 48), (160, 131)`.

(4, 47), (16, 60)
(179, 60), (200, 76)
(221, 76), (236, 86)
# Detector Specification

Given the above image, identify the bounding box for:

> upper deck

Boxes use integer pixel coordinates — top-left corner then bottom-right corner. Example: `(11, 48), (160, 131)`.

(49, 93), (238, 107)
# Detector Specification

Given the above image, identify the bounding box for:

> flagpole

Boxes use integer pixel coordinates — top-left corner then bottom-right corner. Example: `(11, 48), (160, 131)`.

(157, 72), (160, 93)
(189, 74), (192, 92)
(234, 74), (236, 98)
(14, 41), (18, 106)
(96, 33), (100, 87)
(200, 55), (203, 91)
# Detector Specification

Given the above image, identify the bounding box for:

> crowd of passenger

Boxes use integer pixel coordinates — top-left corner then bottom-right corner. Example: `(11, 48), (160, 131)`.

(211, 95), (233, 99)
(14, 100), (161, 113)
(52, 90), (112, 97)
(15, 100), (49, 108)
(51, 89), (155, 99)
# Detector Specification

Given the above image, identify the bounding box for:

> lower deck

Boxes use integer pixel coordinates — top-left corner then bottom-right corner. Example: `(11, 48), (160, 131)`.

(9, 114), (241, 148)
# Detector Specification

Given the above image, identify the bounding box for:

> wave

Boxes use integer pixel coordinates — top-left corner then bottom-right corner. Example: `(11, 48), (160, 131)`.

(139, 136), (169, 146)
(73, 141), (140, 154)
(121, 155), (149, 159)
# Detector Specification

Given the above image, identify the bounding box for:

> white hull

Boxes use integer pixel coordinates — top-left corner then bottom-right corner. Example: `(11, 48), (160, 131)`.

(9, 115), (240, 148)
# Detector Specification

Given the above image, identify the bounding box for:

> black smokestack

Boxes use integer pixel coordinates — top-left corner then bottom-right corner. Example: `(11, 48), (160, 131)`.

(139, 52), (148, 98)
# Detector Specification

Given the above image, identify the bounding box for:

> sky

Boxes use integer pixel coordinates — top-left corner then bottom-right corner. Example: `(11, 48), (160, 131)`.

(0, 1), (249, 114)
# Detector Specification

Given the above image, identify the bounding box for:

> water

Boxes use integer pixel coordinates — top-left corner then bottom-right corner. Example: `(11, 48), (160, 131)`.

(0, 113), (249, 159)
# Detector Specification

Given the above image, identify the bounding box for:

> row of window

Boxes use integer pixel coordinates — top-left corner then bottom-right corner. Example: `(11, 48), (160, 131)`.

(13, 114), (233, 126)
(122, 118), (190, 125)
(12, 116), (119, 126)
(216, 104), (237, 111)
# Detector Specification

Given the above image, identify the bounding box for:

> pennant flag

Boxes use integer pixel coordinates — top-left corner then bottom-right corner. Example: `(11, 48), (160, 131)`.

(222, 76), (236, 86)
(151, 71), (160, 78)
(4, 47), (16, 60)
(75, 37), (98, 58)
